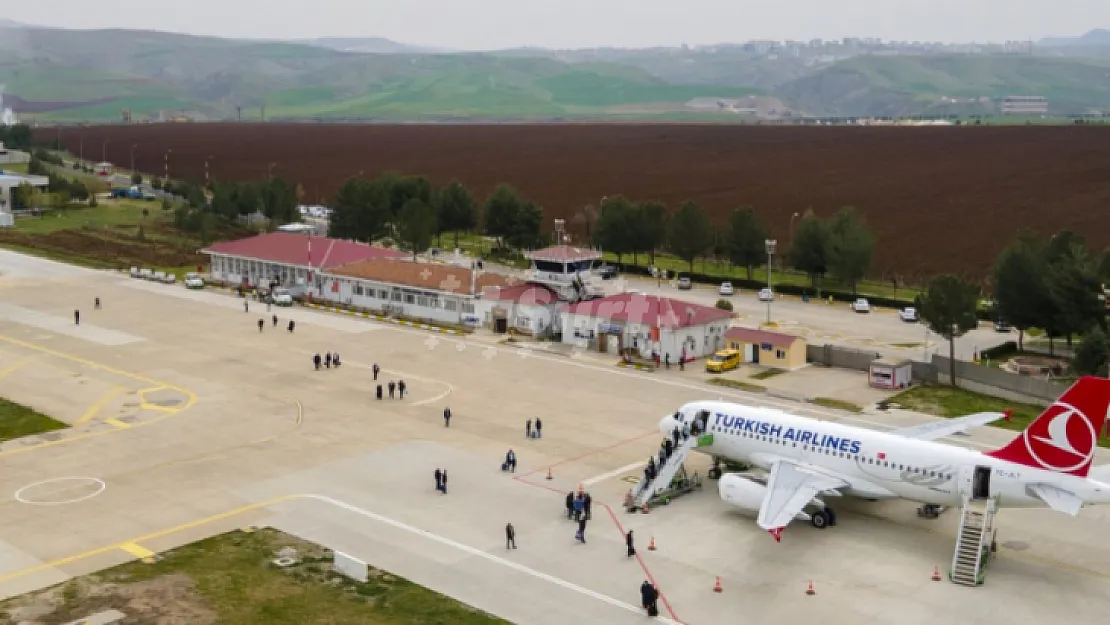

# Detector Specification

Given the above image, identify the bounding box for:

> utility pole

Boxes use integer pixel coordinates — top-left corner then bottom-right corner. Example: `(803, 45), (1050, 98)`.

(236, 106), (242, 122)
(765, 239), (777, 325)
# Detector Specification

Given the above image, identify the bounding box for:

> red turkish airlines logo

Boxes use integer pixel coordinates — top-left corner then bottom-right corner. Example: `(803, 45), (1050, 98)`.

(1022, 402), (1097, 473)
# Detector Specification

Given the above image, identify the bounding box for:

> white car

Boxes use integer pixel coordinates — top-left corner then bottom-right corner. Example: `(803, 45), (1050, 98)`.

(898, 307), (918, 322)
(677, 277), (692, 290)
(718, 282), (734, 296)
(852, 298), (871, 313)
(271, 287), (293, 307)
(758, 288), (774, 302)
(184, 272), (205, 289)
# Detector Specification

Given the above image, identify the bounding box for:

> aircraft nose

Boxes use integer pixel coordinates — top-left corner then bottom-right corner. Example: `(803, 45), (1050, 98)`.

(659, 414), (676, 435)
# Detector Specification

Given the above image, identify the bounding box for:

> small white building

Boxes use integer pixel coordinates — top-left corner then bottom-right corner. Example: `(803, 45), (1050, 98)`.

(561, 292), (733, 361)
(323, 258), (512, 326)
(523, 245), (604, 301)
(0, 171), (50, 218)
(869, 358), (913, 390)
(475, 284), (560, 337)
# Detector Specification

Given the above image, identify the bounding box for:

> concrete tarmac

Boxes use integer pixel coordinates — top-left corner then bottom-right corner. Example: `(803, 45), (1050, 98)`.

(0, 251), (1106, 625)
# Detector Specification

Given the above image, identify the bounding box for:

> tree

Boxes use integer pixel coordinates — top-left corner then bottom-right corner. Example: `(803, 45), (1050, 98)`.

(636, 200), (668, 266)
(328, 176), (389, 242)
(570, 203), (598, 243)
(262, 177), (297, 223)
(397, 198), (437, 261)
(506, 200), (543, 249)
(826, 206), (875, 295)
(993, 233), (1048, 351)
(915, 274), (980, 386)
(13, 183), (35, 210)
(727, 207), (767, 279)
(1073, 328), (1109, 376)
(483, 184), (524, 248)
(1046, 245), (1105, 349)
(434, 181), (478, 249)
(789, 214), (831, 291)
(667, 201), (713, 272)
(51, 190), (70, 211)
(131, 172), (143, 185)
(1097, 248), (1110, 287)
(594, 195), (635, 264)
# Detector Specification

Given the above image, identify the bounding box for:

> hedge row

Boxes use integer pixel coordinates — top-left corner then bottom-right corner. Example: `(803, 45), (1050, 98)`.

(617, 264), (995, 321)
(980, 341), (1019, 361)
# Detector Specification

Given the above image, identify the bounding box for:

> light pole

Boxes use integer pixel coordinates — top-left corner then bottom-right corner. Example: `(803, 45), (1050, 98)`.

(765, 239), (777, 324)
(788, 212), (800, 248)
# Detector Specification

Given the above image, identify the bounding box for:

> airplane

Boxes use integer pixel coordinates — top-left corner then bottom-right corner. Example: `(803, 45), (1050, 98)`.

(656, 376), (1110, 542)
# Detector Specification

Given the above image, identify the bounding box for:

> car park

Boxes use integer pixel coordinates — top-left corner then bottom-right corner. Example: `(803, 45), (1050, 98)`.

(705, 349), (742, 373)
(852, 298), (871, 313)
(898, 307), (918, 322)
(184, 272), (205, 289)
(677, 277), (692, 290)
(758, 288), (774, 302)
(718, 282), (734, 296)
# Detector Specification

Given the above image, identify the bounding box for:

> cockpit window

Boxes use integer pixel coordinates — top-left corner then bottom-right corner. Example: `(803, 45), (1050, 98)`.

(674, 411), (683, 421)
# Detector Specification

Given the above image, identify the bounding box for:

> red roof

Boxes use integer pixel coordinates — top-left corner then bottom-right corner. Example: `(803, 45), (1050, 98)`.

(481, 284), (558, 305)
(724, 326), (801, 348)
(524, 245), (601, 263)
(202, 233), (406, 269)
(563, 293), (732, 329)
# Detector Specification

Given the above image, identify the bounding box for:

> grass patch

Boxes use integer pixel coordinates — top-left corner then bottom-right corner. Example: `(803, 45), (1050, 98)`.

(810, 397), (864, 413)
(0, 397), (68, 442)
(880, 385), (1110, 444)
(750, 368), (786, 380)
(890, 342), (923, 348)
(1, 528), (509, 625)
(707, 377), (765, 393)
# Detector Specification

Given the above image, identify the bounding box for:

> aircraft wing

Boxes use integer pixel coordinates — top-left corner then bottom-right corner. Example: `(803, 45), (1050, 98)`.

(1027, 483), (1084, 516)
(757, 459), (849, 532)
(890, 411), (1010, 442)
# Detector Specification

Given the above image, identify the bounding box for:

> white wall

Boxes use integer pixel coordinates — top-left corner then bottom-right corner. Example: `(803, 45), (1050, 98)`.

(208, 255), (309, 291)
(318, 274), (476, 326)
(559, 313), (729, 360)
(475, 299), (556, 336)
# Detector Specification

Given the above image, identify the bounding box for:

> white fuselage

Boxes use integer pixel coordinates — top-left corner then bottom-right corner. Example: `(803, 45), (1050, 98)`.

(668, 401), (1110, 510)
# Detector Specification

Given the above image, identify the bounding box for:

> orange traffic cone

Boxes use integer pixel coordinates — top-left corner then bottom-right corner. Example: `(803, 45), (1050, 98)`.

(805, 581), (815, 596)
(713, 576), (723, 593)
(545, 467), (553, 480)
(931, 566), (941, 582)
(648, 536), (656, 551)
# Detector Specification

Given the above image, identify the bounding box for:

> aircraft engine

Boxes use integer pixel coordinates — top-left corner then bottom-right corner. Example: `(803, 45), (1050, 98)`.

(718, 473), (811, 521)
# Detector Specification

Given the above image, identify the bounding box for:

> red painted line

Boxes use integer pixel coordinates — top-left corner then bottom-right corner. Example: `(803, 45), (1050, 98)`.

(514, 429), (661, 480)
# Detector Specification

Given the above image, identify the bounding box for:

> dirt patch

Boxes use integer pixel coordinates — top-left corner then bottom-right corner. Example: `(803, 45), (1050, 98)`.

(1, 574), (217, 625)
(45, 123), (1110, 281)
(0, 229), (204, 269)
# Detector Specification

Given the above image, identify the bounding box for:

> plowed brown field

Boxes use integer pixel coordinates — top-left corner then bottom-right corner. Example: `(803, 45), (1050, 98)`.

(50, 124), (1110, 280)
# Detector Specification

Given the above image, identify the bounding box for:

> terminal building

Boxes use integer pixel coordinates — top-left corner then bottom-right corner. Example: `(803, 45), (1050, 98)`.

(561, 292), (733, 361)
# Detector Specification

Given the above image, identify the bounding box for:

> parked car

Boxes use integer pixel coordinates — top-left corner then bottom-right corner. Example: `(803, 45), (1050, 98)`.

(184, 272), (205, 289)
(160, 272), (176, 284)
(596, 264), (618, 279)
(758, 288), (774, 302)
(677, 277), (692, 290)
(994, 319), (1013, 333)
(718, 282), (734, 296)
(898, 307), (918, 322)
(270, 287), (294, 307)
(852, 298), (871, 313)
(705, 349), (742, 373)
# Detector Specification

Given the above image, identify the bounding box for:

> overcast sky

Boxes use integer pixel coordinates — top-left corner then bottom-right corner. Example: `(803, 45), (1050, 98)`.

(6, 1), (1107, 50)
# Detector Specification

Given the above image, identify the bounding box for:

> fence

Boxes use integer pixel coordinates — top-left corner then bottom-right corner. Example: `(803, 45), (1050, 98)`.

(931, 355), (1065, 405)
(806, 343), (880, 371)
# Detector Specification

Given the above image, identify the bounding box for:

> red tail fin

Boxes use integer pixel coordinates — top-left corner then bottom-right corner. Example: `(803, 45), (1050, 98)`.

(985, 376), (1110, 477)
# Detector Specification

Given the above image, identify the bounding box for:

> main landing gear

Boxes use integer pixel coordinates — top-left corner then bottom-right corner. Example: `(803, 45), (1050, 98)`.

(811, 506), (837, 529)
(916, 504), (947, 519)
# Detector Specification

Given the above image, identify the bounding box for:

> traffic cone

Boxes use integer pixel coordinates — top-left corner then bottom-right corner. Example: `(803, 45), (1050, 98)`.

(805, 581), (815, 596)
(648, 536), (656, 551)
(545, 467), (553, 480)
(931, 566), (941, 582)
(713, 576), (722, 593)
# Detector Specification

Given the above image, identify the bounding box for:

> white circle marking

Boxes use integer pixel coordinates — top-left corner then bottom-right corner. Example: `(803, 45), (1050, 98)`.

(14, 477), (106, 506)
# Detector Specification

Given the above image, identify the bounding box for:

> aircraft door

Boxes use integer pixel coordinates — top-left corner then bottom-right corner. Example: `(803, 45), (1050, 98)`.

(959, 465), (992, 500)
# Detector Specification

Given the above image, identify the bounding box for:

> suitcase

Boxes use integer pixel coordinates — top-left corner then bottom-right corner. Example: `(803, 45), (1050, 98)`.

(647, 603), (659, 617)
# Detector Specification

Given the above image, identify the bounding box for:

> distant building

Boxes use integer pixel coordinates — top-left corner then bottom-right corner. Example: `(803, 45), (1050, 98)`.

(1002, 96), (1048, 116)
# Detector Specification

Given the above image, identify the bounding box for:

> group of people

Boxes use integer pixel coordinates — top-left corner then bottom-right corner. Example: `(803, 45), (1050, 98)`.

(525, 418), (543, 439)
(432, 468), (449, 494)
(377, 378), (406, 400)
(259, 314), (296, 333)
(639, 422), (694, 496)
(312, 351), (342, 369)
(564, 490), (593, 543)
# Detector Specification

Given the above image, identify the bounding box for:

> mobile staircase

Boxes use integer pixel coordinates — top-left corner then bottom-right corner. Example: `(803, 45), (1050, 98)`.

(950, 494), (998, 586)
(627, 435), (708, 512)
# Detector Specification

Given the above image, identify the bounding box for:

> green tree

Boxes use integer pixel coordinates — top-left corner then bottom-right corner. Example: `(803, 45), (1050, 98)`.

(789, 214), (831, 291)
(826, 206), (875, 295)
(262, 177), (297, 223)
(328, 176), (389, 242)
(397, 198), (437, 261)
(1073, 328), (1109, 376)
(1097, 248), (1110, 286)
(506, 200), (543, 249)
(636, 200), (668, 266)
(210, 183), (239, 220)
(51, 190), (70, 210)
(993, 233), (1049, 351)
(13, 182), (34, 209)
(667, 201), (713, 272)
(483, 184), (525, 248)
(594, 196), (635, 264)
(727, 207), (767, 279)
(1046, 245), (1105, 349)
(915, 274), (980, 386)
(434, 181), (479, 249)
(131, 172), (143, 185)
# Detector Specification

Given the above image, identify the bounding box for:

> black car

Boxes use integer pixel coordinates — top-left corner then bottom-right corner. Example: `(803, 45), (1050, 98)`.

(595, 264), (618, 279)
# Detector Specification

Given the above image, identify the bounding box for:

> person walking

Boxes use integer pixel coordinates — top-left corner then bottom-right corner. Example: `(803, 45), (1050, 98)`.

(626, 530), (636, 557)
(272, 314), (278, 327)
(288, 320), (295, 333)
(583, 492), (592, 521)
(505, 523), (517, 550)
(505, 450), (516, 473)
(526, 419), (532, 439)
(244, 300), (249, 313)
(397, 379), (406, 398)
(94, 297), (101, 310)
(325, 352), (332, 369)
(313, 353), (322, 370)
(573, 493), (585, 522)
(565, 492), (575, 519)
(575, 517), (587, 543)
(443, 407), (451, 427)
(372, 363), (380, 381)
(257, 318), (264, 333)
(664, 353), (670, 370)
(441, 470), (448, 494)
(534, 418), (543, 439)
(74, 309), (80, 326)
(387, 381), (396, 398)
(332, 352), (340, 367)
(641, 581), (659, 617)
(376, 384), (383, 400)
(434, 468), (443, 492)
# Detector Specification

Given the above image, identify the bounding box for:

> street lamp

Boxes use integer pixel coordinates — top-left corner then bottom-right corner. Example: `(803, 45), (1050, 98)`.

(765, 239), (777, 324)
(788, 212), (800, 247)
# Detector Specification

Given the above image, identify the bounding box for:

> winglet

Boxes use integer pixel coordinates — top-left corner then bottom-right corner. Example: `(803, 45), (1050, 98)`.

(768, 527), (784, 543)
(1003, 409), (1013, 422)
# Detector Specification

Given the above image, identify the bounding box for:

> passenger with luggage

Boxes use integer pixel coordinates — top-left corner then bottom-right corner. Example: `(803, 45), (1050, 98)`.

(501, 450), (517, 472)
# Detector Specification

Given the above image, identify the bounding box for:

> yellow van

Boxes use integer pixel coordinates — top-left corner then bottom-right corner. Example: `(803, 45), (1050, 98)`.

(705, 349), (741, 373)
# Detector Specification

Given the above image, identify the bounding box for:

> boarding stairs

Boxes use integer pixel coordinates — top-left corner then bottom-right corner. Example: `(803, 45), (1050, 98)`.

(950, 495), (998, 586)
(631, 435), (703, 510)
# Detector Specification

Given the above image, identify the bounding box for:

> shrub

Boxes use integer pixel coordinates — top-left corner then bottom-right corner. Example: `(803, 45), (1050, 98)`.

(715, 299), (733, 311)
